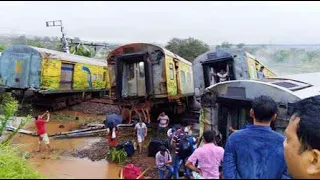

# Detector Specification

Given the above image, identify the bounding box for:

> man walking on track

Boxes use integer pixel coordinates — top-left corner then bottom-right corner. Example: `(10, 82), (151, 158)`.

(34, 110), (52, 152)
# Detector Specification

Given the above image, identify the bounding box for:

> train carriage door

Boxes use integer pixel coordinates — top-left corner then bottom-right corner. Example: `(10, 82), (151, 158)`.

(119, 53), (148, 98)
(60, 63), (74, 90)
(165, 57), (178, 98)
(137, 61), (146, 96)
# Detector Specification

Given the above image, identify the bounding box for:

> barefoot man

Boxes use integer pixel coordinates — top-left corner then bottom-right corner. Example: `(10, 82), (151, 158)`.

(35, 111), (51, 152)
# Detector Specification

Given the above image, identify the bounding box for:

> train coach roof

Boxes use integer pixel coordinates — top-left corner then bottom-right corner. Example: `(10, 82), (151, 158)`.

(207, 75), (320, 101)
(30, 46), (107, 66)
(108, 43), (192, 65)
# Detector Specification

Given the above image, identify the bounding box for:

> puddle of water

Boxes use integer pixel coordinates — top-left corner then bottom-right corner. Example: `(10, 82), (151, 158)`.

(30, 157), (120, 179)
(11, 121), (121, 179)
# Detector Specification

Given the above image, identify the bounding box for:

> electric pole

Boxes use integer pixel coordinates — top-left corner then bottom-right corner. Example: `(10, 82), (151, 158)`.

(45, 20), (70, 54)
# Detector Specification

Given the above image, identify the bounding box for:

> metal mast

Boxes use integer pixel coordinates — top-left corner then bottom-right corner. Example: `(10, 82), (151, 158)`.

(45, 20), (70, 53)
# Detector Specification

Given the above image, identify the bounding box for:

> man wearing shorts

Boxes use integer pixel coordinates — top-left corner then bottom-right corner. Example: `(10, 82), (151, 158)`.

(35, 111), (51, 152)
(134, 119), (147, 153)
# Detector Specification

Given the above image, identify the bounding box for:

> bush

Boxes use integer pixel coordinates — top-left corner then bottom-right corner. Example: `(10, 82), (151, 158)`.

(0, 92), (32, 144)
(0, 144), (42, 178)
(108, 148), (128, 165)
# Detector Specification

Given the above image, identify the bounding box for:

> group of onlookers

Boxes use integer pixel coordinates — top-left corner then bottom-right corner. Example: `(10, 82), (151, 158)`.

(33, 94), (320, 179)
(153, 95), (320, 179)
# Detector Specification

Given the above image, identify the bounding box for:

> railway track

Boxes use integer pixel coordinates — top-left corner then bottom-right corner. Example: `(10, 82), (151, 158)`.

(30, 93), (117, 111)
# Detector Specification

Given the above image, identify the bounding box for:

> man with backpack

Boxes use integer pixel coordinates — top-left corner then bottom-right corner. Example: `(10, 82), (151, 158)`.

(171, 124), (193, 179)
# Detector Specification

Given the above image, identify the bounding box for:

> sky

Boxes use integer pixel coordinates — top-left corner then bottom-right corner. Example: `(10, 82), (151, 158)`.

(0, 1), (320, 45)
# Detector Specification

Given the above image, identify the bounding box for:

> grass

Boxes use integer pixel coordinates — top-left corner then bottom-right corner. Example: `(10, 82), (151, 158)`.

(0, 144), (43, 179)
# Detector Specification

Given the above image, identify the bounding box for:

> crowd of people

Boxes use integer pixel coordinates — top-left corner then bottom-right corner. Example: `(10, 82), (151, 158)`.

(154, 95), (320, 179)
(33, 94), (320, 179)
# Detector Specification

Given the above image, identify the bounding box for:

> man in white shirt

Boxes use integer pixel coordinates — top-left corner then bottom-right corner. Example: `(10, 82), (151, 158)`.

(134, 119), (147, 153)
(216, 69), (229, 82)
(157, 112), (170, 138)
(156, 145), (174, 179)
(257, 66), (265, 80)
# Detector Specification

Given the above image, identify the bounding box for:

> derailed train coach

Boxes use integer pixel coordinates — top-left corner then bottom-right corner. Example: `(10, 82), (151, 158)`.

(193, 48), (276, 98)
(0, 45), (110, 110)
(107, 43), (197, 123)
(199, 72), (320, 146)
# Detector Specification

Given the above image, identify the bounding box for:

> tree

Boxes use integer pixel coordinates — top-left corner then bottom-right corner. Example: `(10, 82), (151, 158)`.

(26, 40), (44, 48)
(237, 43), (245, 48)
(221, 41), (232, 48)
(70, 44), (94, 57)
(165, 37), (210, 62)
(0, 45), (4, 52)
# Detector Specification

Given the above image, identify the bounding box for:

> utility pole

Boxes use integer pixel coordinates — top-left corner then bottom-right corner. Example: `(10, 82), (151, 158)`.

(45, 20), (70, 54)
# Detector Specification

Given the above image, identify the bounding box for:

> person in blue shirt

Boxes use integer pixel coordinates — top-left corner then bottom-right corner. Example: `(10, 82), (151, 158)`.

(222, 95), (290, 179)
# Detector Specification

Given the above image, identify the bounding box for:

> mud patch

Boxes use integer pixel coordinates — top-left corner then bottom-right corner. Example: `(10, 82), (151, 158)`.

(67, 134), (160, 179)
(67, 138), (109, 161)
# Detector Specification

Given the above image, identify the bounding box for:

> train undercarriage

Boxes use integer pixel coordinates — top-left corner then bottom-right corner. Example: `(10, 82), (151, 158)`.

(6, 88), (108, 111)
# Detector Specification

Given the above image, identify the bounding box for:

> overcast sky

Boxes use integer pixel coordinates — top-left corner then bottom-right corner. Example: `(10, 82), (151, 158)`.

(0, 1), (319, 45)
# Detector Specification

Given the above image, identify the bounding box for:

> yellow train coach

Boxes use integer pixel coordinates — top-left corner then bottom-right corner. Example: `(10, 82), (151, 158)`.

(107, 43), (196, 123)
(0, 45), (110, 109)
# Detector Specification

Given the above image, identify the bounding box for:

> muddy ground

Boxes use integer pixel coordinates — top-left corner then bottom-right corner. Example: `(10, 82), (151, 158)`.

(64, 126), (160, 179)
(13, 98), (161, 179)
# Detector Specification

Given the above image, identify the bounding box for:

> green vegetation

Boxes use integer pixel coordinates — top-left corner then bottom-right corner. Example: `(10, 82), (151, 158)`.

(0, 35), (120, 59)
(243, 46), (320, 75)
(0, 144), (43, 179)
(165, 37), (210, 61)
(216, 41), (233, 48)
(108, 148), (128, 165)
(70, 44), (95, 57)
(0, 92), (42, 178)
(0, 44), (4, 52)
(0, 92), (32, 144)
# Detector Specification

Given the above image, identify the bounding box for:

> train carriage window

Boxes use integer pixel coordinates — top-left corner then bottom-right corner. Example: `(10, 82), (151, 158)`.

(139, 62), (145, 77)
(98, 74), (102, 81)
(180, 70), (186, 87)
(169, 63), (174, 80)
(187, 72), (191, 84)
(93, 74), (97, 81)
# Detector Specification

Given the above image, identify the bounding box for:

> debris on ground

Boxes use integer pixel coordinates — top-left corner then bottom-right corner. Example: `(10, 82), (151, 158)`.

(6, 126), (37, 136)
(71, 102), (120, 115)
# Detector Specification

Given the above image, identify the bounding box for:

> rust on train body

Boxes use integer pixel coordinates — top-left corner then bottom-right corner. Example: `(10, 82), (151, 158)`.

(106, 43), (197, 123)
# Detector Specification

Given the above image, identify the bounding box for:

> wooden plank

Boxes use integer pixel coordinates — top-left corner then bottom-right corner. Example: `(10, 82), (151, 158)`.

(54, 126), (104, 135)
(6, 126), (37, 136)
(54, 129), (108, 139)
(117, 123), (135, 128)
(86, 123), (105, 128)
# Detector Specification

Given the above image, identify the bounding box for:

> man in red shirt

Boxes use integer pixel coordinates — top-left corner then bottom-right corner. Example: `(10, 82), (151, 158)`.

(34, 111), (51, 152)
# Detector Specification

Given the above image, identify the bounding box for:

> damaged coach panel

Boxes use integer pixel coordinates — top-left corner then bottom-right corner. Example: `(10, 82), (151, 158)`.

(193, 48), (276, 98)
(199, 73), (320, 146)
(107, 43), (194, 100)
(107, 43), (197, 123)
(0, 45), (110, 110)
